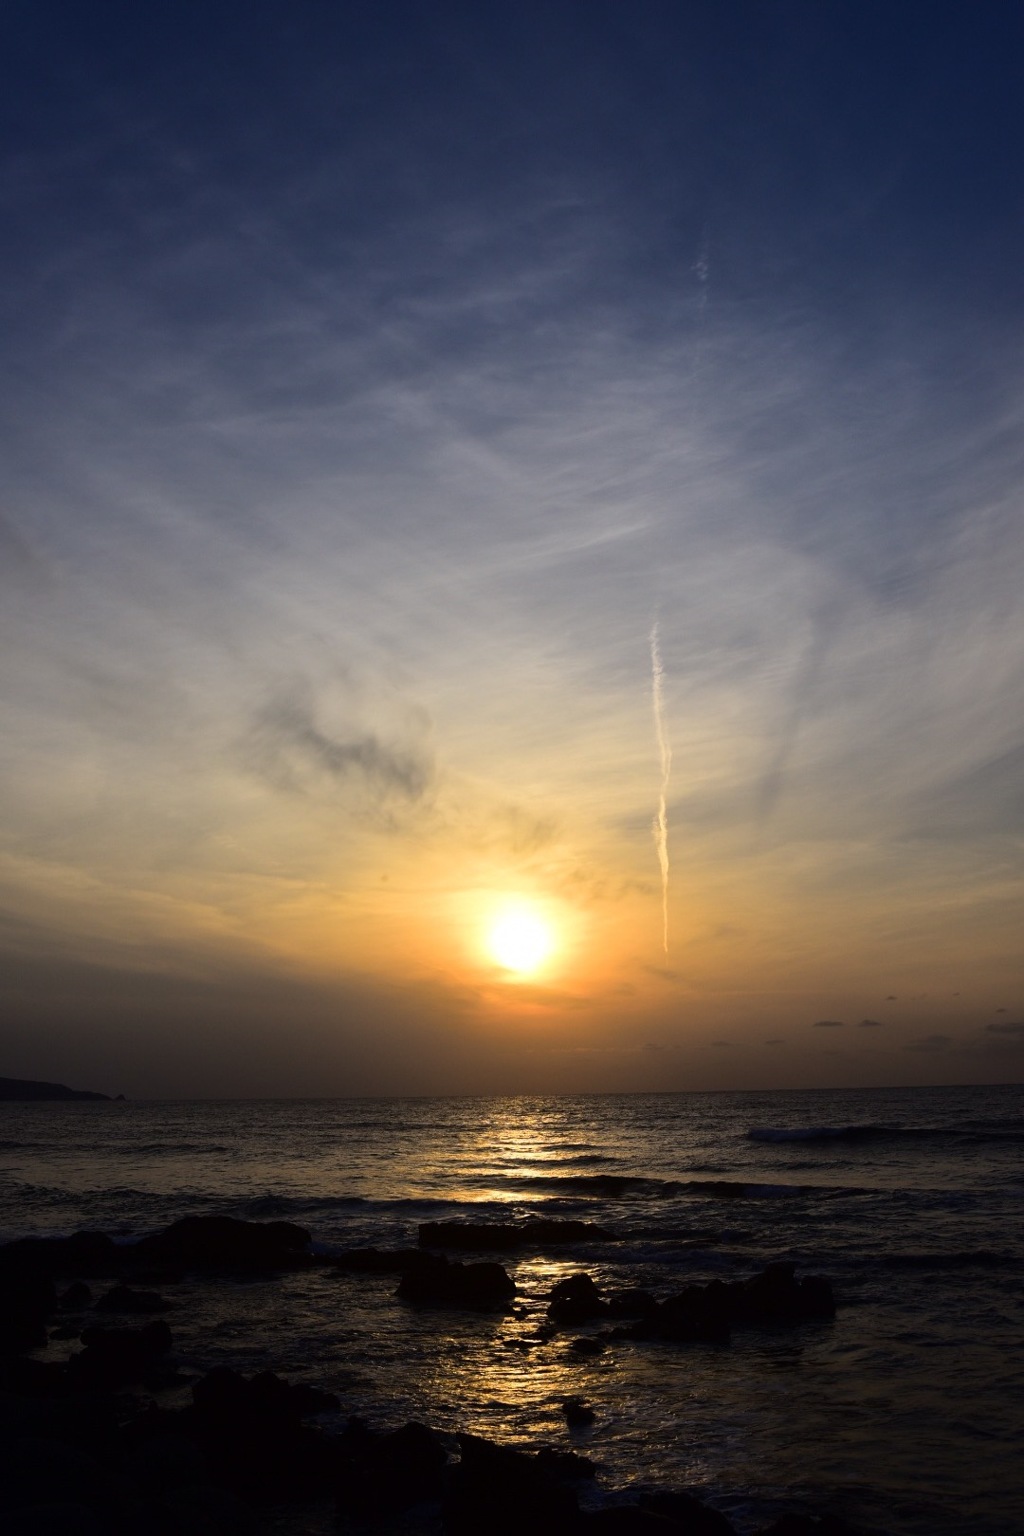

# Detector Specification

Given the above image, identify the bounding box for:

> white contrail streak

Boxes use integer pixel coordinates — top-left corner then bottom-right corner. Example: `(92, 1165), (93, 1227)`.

(650, 623), (672, 953)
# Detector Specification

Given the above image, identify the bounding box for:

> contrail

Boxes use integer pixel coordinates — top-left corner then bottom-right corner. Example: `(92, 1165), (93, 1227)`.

(650, 622), (672, 952)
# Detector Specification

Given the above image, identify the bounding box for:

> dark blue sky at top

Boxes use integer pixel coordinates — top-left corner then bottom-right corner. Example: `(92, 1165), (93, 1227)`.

(5, 1), (1022, 316)
(5, 3), (1023, 590)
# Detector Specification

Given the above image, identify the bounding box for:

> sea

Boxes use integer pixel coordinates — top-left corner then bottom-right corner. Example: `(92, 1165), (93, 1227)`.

(1, 1084), (1022, 1535)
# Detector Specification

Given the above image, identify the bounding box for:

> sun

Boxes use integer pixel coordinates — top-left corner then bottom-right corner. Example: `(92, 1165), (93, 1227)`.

(487, 906), (555, 976)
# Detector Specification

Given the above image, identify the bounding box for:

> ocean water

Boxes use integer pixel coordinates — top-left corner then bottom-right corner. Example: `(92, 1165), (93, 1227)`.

(2, 1084), (1022, 1534)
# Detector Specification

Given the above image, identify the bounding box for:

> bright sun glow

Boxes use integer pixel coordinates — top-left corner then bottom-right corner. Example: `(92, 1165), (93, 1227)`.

(487, 907), (554, 975)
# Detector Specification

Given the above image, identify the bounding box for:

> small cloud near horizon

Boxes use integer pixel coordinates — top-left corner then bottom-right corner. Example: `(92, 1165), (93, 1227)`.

(812, 1019), (844, 1028)
(906, 1034), (952, 1052)
(858, 1018), (883, 1027)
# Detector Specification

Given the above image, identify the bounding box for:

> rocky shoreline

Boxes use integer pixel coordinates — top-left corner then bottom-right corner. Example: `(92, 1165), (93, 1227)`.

(1, 1216), (848, 1536)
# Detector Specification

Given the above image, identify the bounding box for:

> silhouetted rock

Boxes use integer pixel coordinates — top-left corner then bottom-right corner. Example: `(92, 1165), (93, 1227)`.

(561, 1397), (597, 1427)
(192, 1365), (339, 1423)
(0, 1437), (114, 1519)
(754, 1517), (857, 1536)
(335, 1419), (449, 1517)
(442, 1433), (580, 1536)
(419, 1219), (616, 1251)
(134, 1216), (311, 1271)
(606, 1289), (658, 1320)
(93, 1284), (170, 1315)
(0, 1271), (57, 1354)
(568, 1336), (606, 1357)
(67, 1320), (172, 1388)
(182, 1366), (337, 1498)
(641, 1489), (737, 1534)
(57, 1284), (91, 1312)
(547, 1273), (608, 1326)
(754, 1517), (858, 1536)
(396, 1253), (516, 1309)
(0, 1077), (109, 1102)
(612, 1263), (834, 1345)
(0, 1233), (120, 1280)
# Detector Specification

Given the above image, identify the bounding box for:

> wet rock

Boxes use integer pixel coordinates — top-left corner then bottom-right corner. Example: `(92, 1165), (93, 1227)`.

(192, 1366), (339, 1422)
(547, 1273), (608, 1326)
(613, 1264), (834, 1345)
(0, 1272), (58, 1354)
(93, 1285), (171, 1314)
(606, 1289), (658, 1320)
(396, 1253), (516, 1309)
(181, 1367), (336, 1499)
(561, 1397), (597, 1427)
(57, 1284), (91, 1312)
(442, 1432), (580, 1536)
(640, 1489), (737, 1534)
(4, 1502), (106, 1536)
(581, 1510), (680, 1534)
(419, 1219), (616, 1251)
(0, 1437), (113, 1518)
(568, 1336), (606, 1357)
(719, 1263), (835, 1326)
(134, 1217), (311, 1272)
(335, 1419), (448, 1516)
(67, 1320), (173, 1388)
(754, 1516), (857, 1536)
(0, 1233), (120, 1280)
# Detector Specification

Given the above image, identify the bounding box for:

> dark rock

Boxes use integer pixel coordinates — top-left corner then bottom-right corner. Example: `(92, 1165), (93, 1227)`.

(0, 1233), (120, 1280)
(192, 1366), (339, 1422)
(547, 1273), (608, 1326)
(57, 1284), (91, 1311)
(419, 1219), (616, 1251)
(67, 1320), (173, 1388)
(568, 1336), (606, 1357)
(442, 1433), (580, 1536)
(536, 1446), (597, 1478)
(183, 1366), (336, 1498)
(0, 1272), (58, 1354)
(581, 1510), (679, 1534)
(134, 1216), (311, 1272)
(0, 1436), (113, 1514)
(561, 1397), (597, 1427)
(3, 1502), (106, 1535)
(722, 1263), (835, 1326)
(614, 1264), (834, 1345)
(754, 1516), (856, 1536)
(93, 1284), (171, 1315)
(335, 1419), (448, 1516)
(606, 1289), (658, 1319)
(641, 1489), (737, 1534)
(396, 1253), (516, 1309)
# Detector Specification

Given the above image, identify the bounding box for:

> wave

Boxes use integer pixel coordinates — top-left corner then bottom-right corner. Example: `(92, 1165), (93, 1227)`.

(880, 1249), (1017, 1270)
(747, 1120), (1024, 1146)
(501, 1172), (851, 1201)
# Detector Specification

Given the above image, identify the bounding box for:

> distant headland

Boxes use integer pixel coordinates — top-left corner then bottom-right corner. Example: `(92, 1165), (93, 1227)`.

(0, 1075), (114, 1102)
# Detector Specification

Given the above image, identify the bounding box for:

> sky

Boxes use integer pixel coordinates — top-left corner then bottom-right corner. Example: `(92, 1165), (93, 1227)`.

(1, 2), (1023, 1097)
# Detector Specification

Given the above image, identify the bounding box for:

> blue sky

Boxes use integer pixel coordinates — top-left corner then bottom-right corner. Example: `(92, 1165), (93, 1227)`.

(1, 3), (1022, 1095)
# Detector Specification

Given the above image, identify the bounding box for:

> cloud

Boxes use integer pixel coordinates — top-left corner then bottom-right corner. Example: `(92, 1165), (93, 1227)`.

(812, 1019), (844, 1028)
(857, 1018), (883, 1027)
(986, 1020), (1024, 1036)
(764, 1037), (785, 1045)
(243, 689), (433, 803)
(906, 1033), (952, 1052)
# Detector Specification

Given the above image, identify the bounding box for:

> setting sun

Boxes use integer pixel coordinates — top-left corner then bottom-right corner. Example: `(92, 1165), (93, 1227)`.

(487, 906), (554, 976)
